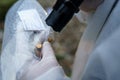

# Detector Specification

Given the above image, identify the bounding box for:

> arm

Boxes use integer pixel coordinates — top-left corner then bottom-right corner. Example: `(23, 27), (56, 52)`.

(80, 0), (104, 12)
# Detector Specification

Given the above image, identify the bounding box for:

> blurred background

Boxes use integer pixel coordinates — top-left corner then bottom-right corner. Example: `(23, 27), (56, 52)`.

(0, 0), (86, 76)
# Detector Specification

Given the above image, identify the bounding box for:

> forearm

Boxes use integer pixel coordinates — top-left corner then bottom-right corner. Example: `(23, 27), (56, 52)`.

(80, 0), (104, 12)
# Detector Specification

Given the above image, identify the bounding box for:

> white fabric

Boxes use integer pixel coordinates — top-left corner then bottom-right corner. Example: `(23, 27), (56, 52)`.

(72, 0), (117, 80)
(82, 27), (120, 80)
(82, 0), (120, 80)
(0, 0), (69, 80)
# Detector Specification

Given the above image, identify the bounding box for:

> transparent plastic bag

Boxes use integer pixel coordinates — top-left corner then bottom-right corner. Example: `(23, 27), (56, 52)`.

(0, 0), (69, 80)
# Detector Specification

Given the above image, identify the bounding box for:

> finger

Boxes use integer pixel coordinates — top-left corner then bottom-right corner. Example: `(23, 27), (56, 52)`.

(41, 41), (56, 58)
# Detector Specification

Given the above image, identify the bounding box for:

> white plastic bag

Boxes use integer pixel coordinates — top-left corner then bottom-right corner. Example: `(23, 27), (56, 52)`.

(0, 0), (70, 80)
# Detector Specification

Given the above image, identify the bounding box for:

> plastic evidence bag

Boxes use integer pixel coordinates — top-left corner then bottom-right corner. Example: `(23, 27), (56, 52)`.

(0, 0), (70, 80)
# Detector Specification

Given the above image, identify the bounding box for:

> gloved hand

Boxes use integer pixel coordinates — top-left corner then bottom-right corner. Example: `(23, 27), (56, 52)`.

(17, 41), (70, 80)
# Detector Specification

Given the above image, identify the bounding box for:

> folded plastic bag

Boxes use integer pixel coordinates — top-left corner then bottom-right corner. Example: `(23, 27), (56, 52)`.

(0, 0), (70, 80)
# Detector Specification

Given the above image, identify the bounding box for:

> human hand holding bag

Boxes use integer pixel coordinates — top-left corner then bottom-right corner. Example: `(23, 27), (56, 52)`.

(18, 41), (70, 80)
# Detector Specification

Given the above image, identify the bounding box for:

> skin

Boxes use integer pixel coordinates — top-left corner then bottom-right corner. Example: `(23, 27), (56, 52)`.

(80, 0), (104, 12)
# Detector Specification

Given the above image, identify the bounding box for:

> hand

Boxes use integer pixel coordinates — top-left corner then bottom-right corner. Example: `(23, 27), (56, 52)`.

(80, 0), (104, 12)
(18, 42), (59, 80)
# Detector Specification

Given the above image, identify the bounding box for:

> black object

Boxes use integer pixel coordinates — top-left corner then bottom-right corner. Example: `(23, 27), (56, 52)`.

(46, 0), (84, 32)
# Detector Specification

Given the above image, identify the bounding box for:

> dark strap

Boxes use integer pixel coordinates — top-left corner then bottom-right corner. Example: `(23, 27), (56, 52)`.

(96, 0), (119, 39)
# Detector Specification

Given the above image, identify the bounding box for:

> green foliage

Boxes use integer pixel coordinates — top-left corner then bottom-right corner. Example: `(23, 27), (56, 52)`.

(0, 0), (16, 21)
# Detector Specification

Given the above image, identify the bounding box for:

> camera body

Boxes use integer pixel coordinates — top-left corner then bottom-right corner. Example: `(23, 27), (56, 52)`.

(46, 0), (84, 32)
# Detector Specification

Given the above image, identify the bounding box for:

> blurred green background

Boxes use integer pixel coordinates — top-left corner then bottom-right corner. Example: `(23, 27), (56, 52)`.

(0, 0), (86, 76)
(0, 0), (16, 21)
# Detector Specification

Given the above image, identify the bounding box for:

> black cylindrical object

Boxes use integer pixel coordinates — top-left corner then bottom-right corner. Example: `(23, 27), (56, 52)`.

(46, 0), (84, 32)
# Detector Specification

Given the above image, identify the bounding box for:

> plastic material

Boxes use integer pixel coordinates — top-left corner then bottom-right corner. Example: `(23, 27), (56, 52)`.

(0, 0), (70, 80)
(46, 0), (84, 32)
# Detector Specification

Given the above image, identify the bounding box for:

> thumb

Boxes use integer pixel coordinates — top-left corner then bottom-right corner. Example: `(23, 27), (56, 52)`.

(41, 41), (56, 59)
